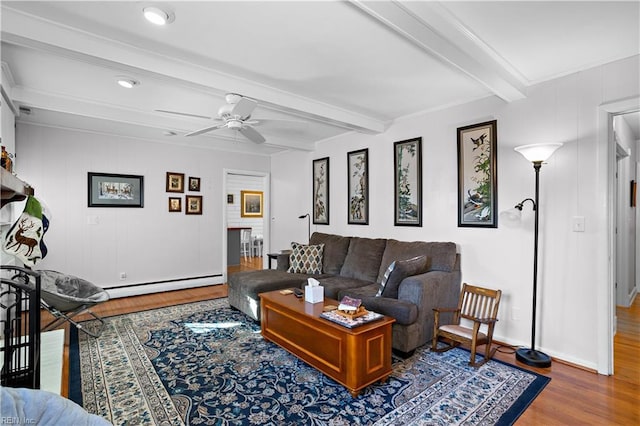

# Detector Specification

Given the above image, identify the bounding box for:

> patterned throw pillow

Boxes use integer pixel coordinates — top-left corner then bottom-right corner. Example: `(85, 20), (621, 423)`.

(287, 242), (325, 274)
(375, 261), (397, 297)
(376, 255), (429, 298)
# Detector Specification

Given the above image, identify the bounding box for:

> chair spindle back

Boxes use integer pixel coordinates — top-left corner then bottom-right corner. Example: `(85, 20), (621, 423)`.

(458, 284), (501, 322)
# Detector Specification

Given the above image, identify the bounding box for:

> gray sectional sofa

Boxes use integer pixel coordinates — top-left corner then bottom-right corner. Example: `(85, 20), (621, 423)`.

(228, 232), (461, 354)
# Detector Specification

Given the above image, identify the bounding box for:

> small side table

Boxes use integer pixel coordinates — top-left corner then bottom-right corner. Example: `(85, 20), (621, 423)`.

(267, 253), (279, 269)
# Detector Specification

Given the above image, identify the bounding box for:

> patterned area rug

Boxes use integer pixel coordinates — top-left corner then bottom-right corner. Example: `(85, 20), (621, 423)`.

(69, 298), (549, 425)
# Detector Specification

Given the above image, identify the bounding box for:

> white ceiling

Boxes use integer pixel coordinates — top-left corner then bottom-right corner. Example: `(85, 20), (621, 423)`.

(1, 1), (639, 155)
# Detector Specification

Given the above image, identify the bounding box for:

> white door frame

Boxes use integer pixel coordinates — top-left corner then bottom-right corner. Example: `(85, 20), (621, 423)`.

(598, 96), (640, 375)
(222, 169), (270, 283)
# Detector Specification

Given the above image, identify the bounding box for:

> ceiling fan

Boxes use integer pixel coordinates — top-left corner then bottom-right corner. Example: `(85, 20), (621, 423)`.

(183, 93), (266, 143)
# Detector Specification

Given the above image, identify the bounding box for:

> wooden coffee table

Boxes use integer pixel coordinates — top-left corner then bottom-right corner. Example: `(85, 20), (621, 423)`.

(259, 289), (395, 397)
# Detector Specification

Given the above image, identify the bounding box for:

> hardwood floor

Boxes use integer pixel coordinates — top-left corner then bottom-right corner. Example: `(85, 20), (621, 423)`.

(44, 256), (639, 424)
(490, 296), (639, 425)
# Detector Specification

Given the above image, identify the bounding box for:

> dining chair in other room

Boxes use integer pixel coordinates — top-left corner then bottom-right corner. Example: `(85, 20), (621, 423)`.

(251, 235), (263, 257)
(240, 229), (252, 259)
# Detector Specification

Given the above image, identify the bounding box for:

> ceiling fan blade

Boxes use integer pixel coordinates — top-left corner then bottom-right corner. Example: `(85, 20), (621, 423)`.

(230, 97), (257, 119)
(155, 109), (212, 120)
(185, 123), (226, 137)
(239, 125), (266, 144)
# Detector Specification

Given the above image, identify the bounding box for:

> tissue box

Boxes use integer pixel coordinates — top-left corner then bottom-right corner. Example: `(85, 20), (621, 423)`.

(305, 285), (324, 303)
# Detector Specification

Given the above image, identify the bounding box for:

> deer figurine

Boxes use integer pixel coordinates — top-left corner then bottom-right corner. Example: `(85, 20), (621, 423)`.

(5, 217), (40, 257)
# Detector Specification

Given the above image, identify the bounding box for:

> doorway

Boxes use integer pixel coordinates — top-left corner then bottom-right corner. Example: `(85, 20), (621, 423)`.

(614, 114), (638, 309)
(613, 112), (639, 380)
(223, 169), (270, 282)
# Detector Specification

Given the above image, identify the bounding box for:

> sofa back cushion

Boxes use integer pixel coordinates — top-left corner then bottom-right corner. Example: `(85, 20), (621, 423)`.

(376, 240), (457, 283)
(310, 232), (351, 274)
(340, 237), (387, 282)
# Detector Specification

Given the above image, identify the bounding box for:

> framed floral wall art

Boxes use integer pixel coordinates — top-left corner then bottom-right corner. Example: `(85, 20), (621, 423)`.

(168, 197), (181, 212)
(188, 176), (201, 192)
(394, 137), (422, 226)
(457, 120), (498, 227)
(312, 157), (330, 225)
(166, 172), (185, 193)
(185, 195), (202, 215)
(347, 148), (368, 225)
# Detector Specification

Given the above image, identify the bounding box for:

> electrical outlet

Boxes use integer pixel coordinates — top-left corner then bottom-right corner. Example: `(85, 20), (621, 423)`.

(119, 272), (127, 280)
(511, 307), (521, 321)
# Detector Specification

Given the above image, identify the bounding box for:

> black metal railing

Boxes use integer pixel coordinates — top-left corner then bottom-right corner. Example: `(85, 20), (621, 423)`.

(0, 266), (41, 388)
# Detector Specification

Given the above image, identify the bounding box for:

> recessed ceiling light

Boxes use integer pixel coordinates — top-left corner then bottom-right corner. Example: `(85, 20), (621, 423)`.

(116, 78), (139, 89)
(143, 6), (174, 25)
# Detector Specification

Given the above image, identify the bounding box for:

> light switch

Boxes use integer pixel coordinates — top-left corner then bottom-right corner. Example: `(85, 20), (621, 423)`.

(87, 215), (100, 225)
(572, 216), (585, 232)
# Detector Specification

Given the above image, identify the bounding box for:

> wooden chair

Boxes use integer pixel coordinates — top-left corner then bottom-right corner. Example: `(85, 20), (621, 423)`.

(240, 229), (252, 259)
(432, 283), (502, 367)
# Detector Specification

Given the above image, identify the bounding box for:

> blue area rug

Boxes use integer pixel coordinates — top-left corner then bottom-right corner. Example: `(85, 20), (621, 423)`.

(69, 298), (549, 425)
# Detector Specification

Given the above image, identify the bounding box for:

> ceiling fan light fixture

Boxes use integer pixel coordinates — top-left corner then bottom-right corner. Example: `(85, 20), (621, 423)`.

(116, 77), (139, 89)
(227, 120), (243, 130)
(143, 6), (174, 25)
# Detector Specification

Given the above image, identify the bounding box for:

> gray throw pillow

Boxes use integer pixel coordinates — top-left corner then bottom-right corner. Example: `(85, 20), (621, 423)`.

(376, 255), (429, 298)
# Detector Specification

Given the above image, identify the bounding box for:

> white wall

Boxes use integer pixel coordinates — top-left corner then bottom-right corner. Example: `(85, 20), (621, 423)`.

(270, 150), (312, 251)
(271, 55), (640, 370)
(14, 124), (270, 292)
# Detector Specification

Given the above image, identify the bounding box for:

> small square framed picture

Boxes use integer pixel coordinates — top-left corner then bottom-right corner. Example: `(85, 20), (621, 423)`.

(168, 197), (181, 212)
(186, 195), (203, 215)
(189, 176), (201, 192)
(166, 172), (185, 193)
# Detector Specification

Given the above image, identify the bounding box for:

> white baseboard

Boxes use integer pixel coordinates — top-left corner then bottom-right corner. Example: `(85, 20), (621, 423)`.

(105, 276), (225, 299)
(493, 333), (598, 372)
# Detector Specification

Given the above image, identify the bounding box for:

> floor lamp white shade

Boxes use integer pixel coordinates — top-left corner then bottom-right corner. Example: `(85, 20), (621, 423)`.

(514, 143), (563, 163)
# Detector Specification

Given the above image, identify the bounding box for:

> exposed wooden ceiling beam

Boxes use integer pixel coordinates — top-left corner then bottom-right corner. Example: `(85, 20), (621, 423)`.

(350, 0), (526, 102)
(2, 7), (387, 135)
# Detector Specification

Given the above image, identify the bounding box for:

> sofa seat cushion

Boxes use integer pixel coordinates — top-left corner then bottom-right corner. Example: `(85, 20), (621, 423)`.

(336, 284), (418, 326)
(316, 275), (373, 299)
(335, 282), (378, 299)
(310, 232), (351, 274)
(229, 270), (329, 298)
(362, 297), (418, 326)
(340, 237), (387, 282)
(376, 240), (456, 283)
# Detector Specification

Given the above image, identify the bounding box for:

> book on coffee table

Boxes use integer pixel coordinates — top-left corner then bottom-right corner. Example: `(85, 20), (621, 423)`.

(320, 309), (384, 328)
(337, 295), (361, 312)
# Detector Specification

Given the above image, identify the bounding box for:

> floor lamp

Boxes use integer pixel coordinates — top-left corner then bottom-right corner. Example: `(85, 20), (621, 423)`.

(510, 142), (563, 368)
(298, 213), (310, 243)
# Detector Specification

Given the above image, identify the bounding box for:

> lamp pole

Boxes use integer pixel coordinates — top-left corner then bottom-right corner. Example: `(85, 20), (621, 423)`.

(515, 160), (552, 368)
(513, 142), (562, 368)
(298, 213), (310, 243)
